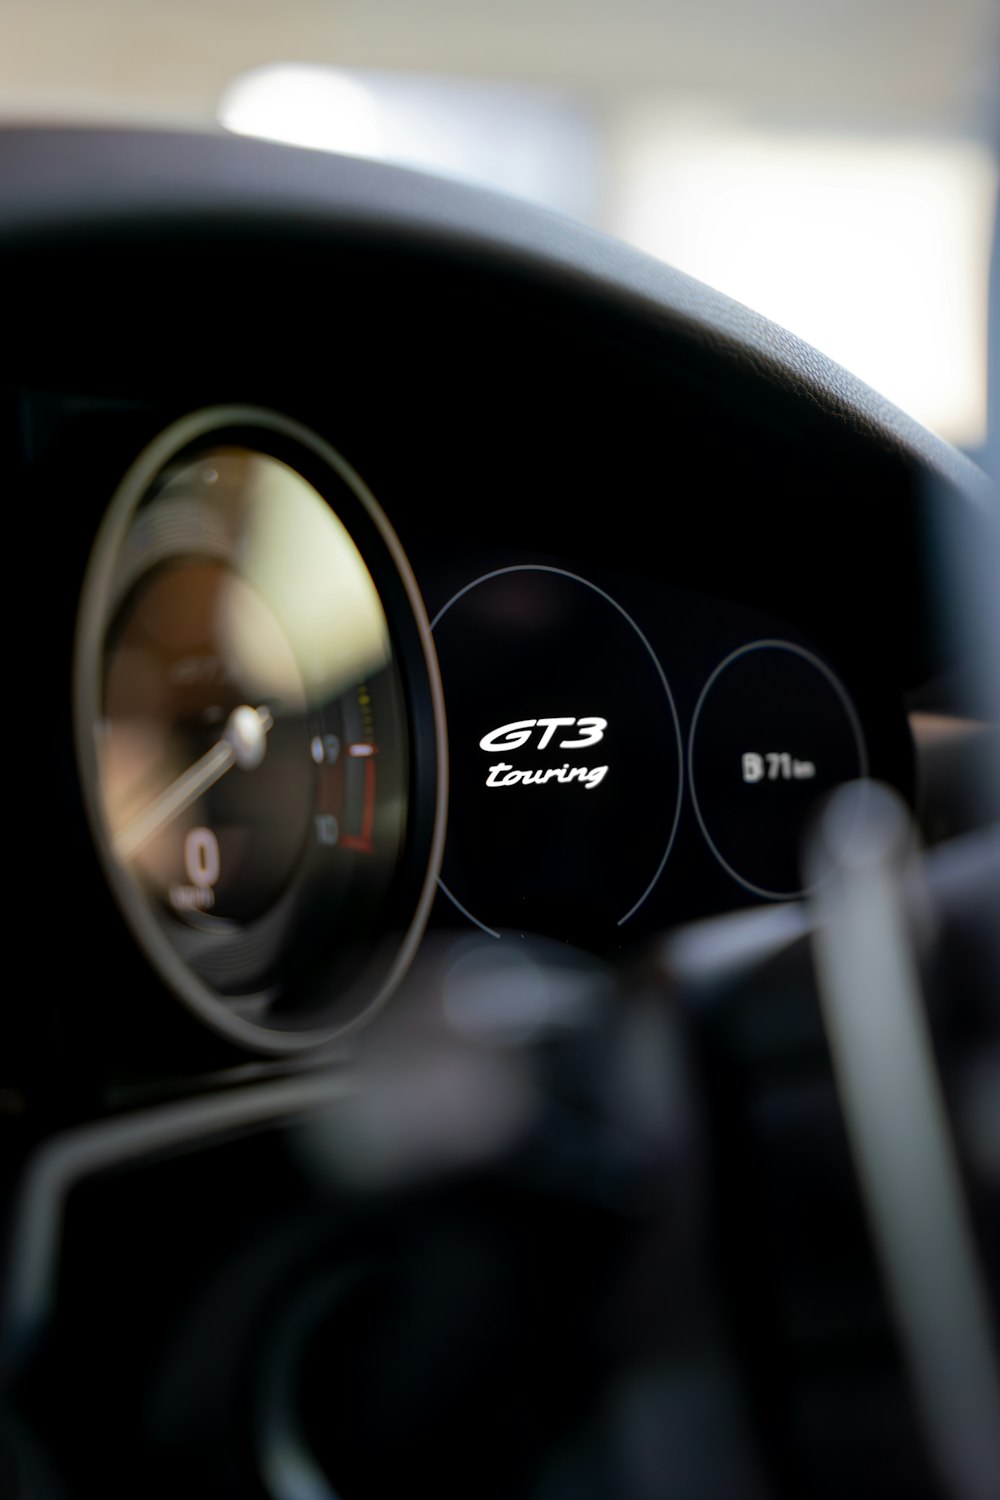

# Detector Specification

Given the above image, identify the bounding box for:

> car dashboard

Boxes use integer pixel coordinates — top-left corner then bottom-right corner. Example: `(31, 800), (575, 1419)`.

(1, 126), (998, 1500)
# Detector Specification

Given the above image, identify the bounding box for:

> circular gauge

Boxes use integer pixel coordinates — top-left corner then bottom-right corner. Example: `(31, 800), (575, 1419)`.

(432, 565), (682, 946)
(689, 639), (868, 899)
(75, 407), (447, 1052)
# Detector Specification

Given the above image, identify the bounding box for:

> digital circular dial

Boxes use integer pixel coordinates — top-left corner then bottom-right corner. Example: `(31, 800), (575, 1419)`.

(76, 408), (446, 1051)
(432, 565), (682, 946)
(689, 639), (868, 898)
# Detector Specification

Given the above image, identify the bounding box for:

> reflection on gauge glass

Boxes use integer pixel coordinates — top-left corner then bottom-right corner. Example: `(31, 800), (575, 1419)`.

(76, 408), (445, 1052)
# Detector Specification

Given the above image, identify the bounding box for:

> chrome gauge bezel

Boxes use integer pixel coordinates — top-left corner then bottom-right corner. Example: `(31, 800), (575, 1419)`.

(74, 406), (448, 1054)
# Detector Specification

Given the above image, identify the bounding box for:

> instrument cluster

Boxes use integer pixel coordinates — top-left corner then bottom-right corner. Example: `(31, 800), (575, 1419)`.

(69, 404), (913, 1055)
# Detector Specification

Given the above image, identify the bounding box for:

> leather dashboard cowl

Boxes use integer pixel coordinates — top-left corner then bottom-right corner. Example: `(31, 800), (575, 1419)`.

(0, 123), (990, 503)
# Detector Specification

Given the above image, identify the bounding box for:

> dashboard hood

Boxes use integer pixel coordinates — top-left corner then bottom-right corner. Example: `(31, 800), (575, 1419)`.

(0, 123), (989, 499)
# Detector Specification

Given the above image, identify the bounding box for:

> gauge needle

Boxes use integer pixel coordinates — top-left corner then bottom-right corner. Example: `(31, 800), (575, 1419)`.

(113, 704), (273, 863)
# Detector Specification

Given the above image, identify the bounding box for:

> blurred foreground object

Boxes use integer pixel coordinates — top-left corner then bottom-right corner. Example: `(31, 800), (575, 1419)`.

(809, 783), (1000, 1500)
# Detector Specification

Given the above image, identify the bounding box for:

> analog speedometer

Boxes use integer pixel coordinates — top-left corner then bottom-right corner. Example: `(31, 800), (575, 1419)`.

(75, 408), (446, 1052)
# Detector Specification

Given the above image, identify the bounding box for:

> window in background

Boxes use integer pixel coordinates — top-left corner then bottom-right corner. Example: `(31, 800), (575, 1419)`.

(610, 105), (997, 449)
(220, 66), (601, 227)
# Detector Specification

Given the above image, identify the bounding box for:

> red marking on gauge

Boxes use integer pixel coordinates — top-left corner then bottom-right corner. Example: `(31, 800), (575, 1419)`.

(342, 749), (379, 852)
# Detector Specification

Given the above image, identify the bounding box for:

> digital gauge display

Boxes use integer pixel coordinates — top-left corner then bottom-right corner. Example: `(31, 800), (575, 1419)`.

(75, 408), (446, 1051)
(432, 566), (683, 946)
(689, 639), (868, 898)
(432, 565), (883, 945)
